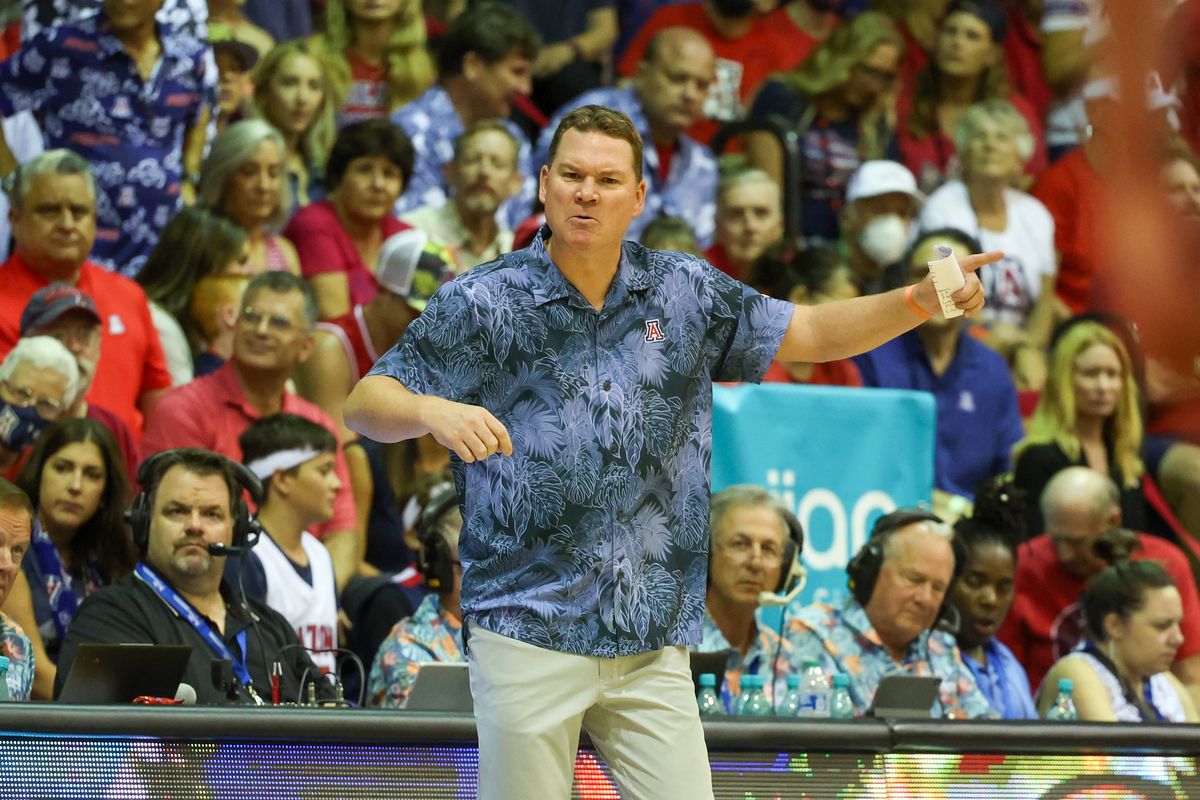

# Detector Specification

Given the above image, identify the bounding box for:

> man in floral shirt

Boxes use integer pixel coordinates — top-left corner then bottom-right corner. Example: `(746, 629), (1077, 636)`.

(0, 0), (214, 276)
(780, 510), (996, 719)
(346, 105), (993, 798)
(367, 489), (464, 708)
(0, 478), (34, 701)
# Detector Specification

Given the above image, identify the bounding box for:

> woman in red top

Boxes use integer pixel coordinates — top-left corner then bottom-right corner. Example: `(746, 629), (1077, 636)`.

(285, 119), (414, 320)
(897, 0), (1046, 192)
(315, 0), (436, 127)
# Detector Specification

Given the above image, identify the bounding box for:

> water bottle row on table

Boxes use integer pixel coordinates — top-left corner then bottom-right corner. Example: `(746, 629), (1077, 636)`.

(696, 661), (853, 718)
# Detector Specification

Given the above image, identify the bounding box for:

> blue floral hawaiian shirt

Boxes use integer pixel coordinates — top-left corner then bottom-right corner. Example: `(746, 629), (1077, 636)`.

(368, 228), (792, 657)
(780, 597), (997, 719)
(367, 594), (464, 708)
(537, 86), (719, 247)
(0, 10), (214, 276)
(694, 609), (785, 712)
(391, 85), (537, 230)
(1, 610), (34, 701)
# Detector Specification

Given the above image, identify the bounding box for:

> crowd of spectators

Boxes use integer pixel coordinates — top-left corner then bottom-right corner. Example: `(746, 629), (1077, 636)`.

(0, 0), (1194, 740)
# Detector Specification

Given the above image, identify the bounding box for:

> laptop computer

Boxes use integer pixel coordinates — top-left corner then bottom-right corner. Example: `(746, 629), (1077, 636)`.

(867, 675), (942, 719)
(58, 643), (192, 704)
(405, 662), (473, 712)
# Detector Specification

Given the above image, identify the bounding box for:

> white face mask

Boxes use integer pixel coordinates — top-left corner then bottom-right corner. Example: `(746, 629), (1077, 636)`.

(857, 214), (910, 266)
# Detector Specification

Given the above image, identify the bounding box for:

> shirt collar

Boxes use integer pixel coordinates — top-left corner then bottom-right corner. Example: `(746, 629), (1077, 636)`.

(213, 362), (289, 419)
(525, 227), (655, 308)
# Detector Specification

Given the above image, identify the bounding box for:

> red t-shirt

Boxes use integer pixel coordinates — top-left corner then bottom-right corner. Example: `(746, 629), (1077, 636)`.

(703, 242), (743, 281)
(0, 254), (172, 438)
(1030, 148), (1105, 314)
(340, 52), (387, 124)
(997, 533), (1200, 693)
(618, 3), (803, 144)
(140, 362), (356, 539)
(762, 358), (862, 387)
(284, 200), (411, 310)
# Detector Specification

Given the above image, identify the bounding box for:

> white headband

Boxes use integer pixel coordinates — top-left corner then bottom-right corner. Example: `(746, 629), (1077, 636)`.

(247, 447), (321, 480)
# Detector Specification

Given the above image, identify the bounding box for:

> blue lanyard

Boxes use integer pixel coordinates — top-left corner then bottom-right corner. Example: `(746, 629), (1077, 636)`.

(134, 562), (252, 687)
(30, 522), (90, 643)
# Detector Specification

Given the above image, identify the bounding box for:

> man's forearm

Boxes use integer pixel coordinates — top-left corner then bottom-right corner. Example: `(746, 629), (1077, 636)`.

(322, 529), (360, 593)
(343, 375), (431, 443)
(779, 286), (927, 364)
(182, 108), (210, 176)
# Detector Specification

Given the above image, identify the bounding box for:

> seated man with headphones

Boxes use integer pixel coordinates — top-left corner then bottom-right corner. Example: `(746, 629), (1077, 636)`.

(782, 509), (995, 718)
(230, 414), (342, 676)
(366, 483), (464, 708)
(55, 448), (330, 705)
(695, 485), (806, 711)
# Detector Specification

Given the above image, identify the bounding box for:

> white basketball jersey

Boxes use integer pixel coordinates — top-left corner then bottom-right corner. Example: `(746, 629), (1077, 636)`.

(253, 532), (339, 674)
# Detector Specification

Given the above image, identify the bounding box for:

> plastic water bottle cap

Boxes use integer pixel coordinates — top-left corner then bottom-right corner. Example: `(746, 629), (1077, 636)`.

(699, 673), (717, 687)
(742, 675), (759, 689)
(786, 674), (800, 689)
(833, 674), (849, 688)
(0, 655), (9, 670)
(1057, 678), (1074, 693)
(803, 660), (819, 669)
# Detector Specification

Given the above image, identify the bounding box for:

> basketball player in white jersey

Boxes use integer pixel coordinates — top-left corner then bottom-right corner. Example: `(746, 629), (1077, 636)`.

(232, 414), (342, 674)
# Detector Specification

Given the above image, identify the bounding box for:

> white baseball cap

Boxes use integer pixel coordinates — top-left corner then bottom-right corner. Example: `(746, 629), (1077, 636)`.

(375, 229), (452, 312)
(845, 160), (925, 205)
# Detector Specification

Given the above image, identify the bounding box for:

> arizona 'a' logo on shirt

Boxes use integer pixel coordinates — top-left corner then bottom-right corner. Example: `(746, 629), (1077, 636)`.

(643, 318), (665, 343)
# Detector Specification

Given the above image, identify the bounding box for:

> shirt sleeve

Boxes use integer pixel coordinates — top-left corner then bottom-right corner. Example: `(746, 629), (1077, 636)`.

(367, 278), (486, 403)
(1041, 0), (1094, 32)
(0, 33), (52, 117)
(704, 266), (793, 384)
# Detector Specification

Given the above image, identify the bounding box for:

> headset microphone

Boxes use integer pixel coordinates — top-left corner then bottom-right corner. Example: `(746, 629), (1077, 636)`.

(207, 542), (245, 557)
(758, 562), (808, 607)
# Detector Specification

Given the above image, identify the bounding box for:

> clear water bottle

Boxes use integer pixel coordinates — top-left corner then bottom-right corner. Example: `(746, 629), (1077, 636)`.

(797, 661), (830, 717)
(730, 675), (748, 715)
(739, 675), (772, 717)
(829, 673), (854, 719)
(781, 674), (803, 716)
(0, 655), (10, 701)
(1047, 677), (1077, 721)
(697, 673), (722, 716)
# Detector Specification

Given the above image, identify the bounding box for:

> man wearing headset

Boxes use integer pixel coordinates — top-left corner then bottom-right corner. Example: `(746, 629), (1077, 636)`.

(782, 509), (994, 718)
(366, 483), (465, 708)
(695, 485), (803, 710)
(55, 448), (328, 705)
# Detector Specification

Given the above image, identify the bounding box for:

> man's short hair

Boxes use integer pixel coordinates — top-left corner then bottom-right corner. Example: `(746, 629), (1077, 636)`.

(545, 105), (644, 182)
(708, 484), (789, 549)
(436, 2), (541, 79)
(716, 167), (779, 208)
(7, 149), (96, 212)
(0, 477), (33, 519)
(0, 335), (80, 409)
(326, 118), (416, 191)
(140, 448), (242, 519)
(454, 119), (520, 163)
(242, 270), (319, 330)
(239, 413), (337, 494)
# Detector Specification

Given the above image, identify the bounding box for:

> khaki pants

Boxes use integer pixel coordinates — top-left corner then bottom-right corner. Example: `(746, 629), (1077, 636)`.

(467, 625), (714, 800)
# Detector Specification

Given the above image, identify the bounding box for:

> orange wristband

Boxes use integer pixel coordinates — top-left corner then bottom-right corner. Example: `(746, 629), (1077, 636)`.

(905, 284), (933, 320)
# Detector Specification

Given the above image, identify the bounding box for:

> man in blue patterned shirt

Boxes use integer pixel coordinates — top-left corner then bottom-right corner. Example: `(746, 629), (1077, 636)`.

(346, 105), (995, 799)
(780, 510), (996, 719)
(392, 3), (540, 231)
(0, 0), (214, 276)
(538, 26), (719, 247)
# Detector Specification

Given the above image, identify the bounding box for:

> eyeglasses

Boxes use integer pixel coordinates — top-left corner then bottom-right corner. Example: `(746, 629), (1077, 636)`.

(239, 306), (300, 335)
(717, 537), (784, 566)
(0, 379), (65, 419)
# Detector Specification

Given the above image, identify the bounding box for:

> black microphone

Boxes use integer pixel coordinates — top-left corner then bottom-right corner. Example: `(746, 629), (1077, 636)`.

(207, 542), (246, 556)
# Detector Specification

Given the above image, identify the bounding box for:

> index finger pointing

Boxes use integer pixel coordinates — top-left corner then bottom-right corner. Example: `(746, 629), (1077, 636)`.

(957, 251), (1005, 275)
(486, 414), (514, 456)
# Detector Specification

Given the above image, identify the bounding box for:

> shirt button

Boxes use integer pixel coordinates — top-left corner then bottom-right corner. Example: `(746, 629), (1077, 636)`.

(603, 380), (611, 390)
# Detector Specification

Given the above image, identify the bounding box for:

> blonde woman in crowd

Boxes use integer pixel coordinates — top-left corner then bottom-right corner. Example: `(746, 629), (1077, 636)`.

(253, 39), (337, 206)
(315, 0), (436, 126)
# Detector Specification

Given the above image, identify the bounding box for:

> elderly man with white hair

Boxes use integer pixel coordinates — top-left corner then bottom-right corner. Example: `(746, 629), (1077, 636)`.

(0, 336), (79, 472)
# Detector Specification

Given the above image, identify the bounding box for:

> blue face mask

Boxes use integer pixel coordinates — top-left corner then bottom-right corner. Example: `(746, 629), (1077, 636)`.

(0, 401), (49, 452)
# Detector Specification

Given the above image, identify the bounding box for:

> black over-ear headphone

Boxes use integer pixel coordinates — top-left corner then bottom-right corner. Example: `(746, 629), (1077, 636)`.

(846, 508), (964, 607)
(418, 482), (461, 593)
(759, 507), (807, 607)
(128, 449), (264, 558)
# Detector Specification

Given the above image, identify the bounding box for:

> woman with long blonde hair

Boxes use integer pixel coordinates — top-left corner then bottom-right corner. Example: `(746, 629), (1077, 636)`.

(315, 0), (436, 126)
(1013, 320), (1148, 536)
(744, 11), (905, 242)
(253, 39), (338, 206)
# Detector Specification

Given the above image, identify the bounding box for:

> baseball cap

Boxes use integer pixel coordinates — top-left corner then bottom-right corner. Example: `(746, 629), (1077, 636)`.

(375, 229), (453, 312)
(20, 282), (101, 334)
(209, 28), (259, 72)
(845, 160), (925, 205)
